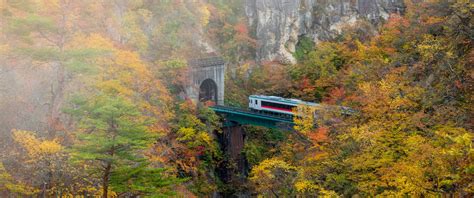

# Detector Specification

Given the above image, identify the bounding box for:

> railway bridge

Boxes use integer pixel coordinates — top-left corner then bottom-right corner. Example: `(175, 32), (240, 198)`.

(187, 58), (298, 188)
(209, 105), (294, 129)
(209, 105), (296, 187)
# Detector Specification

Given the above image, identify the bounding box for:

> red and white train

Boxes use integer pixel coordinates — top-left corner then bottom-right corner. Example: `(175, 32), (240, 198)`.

(248, 95), (320, 116)
(248, 95), (354, 117)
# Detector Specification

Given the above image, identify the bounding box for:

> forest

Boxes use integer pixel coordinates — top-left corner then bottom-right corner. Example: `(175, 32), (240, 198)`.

(0, 0), (472, 197)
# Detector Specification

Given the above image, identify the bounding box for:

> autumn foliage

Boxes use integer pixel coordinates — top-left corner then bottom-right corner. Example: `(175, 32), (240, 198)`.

(240, 0), (473, 196)
(0, 0), (472, 197)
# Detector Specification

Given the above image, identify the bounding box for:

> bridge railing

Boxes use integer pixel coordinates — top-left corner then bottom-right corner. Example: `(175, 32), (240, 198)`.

(210, 105), (294, 122)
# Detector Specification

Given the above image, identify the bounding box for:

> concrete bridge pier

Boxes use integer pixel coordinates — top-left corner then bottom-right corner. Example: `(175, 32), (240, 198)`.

(215, 123), (249, 191)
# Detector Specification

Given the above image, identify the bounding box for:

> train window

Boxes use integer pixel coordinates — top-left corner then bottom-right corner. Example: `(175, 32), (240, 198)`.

(261, 101), (270, 107)
(255, 100), (257, 104)
(261, 101), (293, 110)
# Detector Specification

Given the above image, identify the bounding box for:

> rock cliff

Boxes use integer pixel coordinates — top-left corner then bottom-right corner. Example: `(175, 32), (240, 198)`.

(245, 0), (405, 64)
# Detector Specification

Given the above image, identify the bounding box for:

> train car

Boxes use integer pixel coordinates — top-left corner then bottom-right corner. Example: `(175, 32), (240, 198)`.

(248, 95), (320, 117)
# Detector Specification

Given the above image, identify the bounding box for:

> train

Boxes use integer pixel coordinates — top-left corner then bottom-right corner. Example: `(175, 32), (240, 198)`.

(248, 95), (319, 117)
(248, 95), (354, 118)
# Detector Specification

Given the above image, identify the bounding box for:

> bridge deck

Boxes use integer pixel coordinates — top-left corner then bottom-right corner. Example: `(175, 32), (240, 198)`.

(210, 105), (294, 129)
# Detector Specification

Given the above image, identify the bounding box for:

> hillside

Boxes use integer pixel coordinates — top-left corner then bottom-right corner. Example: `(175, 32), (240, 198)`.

(0, 0), (472, 197)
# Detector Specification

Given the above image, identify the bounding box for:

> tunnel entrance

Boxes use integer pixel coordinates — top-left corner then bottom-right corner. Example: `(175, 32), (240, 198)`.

(199, 79), (218, 104)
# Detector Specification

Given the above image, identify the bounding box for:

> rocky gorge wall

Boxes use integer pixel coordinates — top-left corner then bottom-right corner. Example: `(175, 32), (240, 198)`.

(245, 0), (405, 64)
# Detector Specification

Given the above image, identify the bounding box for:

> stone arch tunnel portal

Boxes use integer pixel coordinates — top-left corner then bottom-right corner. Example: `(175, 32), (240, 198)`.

(186, 57), (225, 105)
(199, 78), (218, 104)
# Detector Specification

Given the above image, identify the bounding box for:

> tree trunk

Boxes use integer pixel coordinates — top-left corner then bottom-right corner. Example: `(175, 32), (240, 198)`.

(47, 62), (66, 137)
(103, 122), (117, 197)
(102, 162), (111, 198)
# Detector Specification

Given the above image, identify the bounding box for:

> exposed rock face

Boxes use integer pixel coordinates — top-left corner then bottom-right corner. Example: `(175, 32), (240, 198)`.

(245, 0), (405, 65)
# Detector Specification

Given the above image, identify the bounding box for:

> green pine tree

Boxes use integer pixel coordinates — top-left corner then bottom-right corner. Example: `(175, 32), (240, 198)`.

(68, 94), (179, 197)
